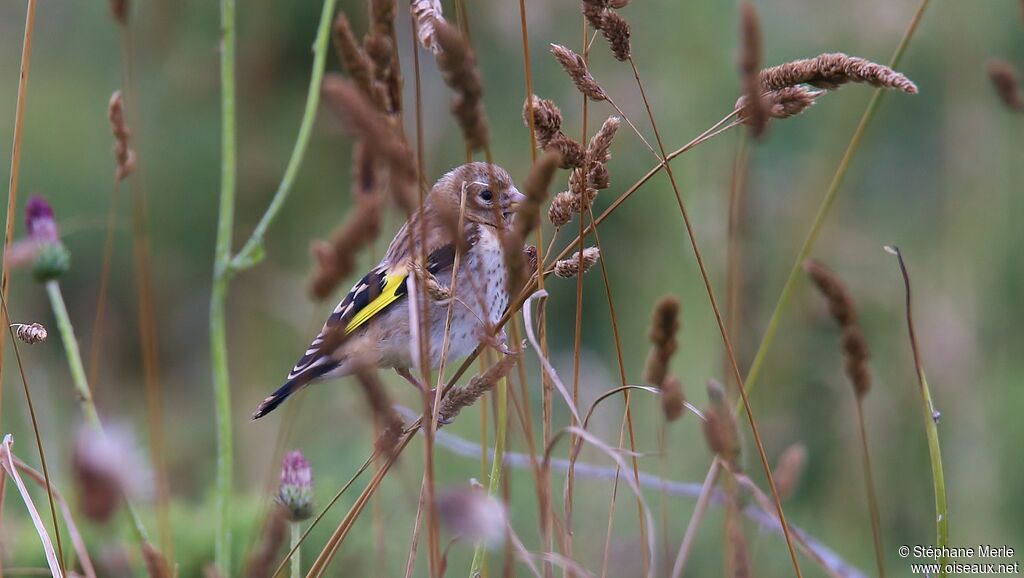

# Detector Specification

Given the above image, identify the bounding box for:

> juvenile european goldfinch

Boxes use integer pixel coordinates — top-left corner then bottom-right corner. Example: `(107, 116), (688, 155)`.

(252, 162), (524, 419)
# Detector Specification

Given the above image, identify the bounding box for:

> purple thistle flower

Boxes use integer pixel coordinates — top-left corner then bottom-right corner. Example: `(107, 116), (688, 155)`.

(25, 195), (59, 244)
(277, 450), (313, 521)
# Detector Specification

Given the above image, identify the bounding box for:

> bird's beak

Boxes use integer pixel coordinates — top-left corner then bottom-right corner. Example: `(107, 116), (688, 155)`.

(508, 188), (527, 209)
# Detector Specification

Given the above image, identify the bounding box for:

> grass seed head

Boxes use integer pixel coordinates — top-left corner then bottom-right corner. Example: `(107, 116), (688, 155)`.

(599, 12), (632, 61)
(550, 44), (608, 101)
(643, 295), (681, 387)
(988, 59), (1024, 111)
(703, 380), (741, 469)
(759, 52), (918, 94)
(554, 247), (600, 278)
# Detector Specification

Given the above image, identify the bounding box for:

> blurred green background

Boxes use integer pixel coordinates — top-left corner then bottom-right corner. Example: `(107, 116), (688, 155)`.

(0, 0), (1022, 575)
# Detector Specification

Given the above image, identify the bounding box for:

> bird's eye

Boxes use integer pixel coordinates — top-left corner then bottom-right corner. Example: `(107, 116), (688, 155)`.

(479, 189), (493, 202)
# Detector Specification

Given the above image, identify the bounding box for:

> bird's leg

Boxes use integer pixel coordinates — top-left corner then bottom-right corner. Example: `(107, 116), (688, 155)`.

(395, 367), (451, 424)
(475, 324), (514, 355)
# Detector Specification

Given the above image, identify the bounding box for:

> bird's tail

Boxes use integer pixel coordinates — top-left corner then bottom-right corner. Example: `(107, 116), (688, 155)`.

(252, 376), (308, 420)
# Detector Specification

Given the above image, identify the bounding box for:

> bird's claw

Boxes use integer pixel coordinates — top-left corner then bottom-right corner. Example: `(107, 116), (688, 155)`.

(476, 326), (513, 355)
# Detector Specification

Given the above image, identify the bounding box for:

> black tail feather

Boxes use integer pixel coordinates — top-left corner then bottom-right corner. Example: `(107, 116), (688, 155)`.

(252, 364), (336, 420)
(252, 378), (305, 420)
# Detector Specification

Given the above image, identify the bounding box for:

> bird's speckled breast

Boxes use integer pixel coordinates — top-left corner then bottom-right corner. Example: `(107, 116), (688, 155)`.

(426, 225), (509, 365)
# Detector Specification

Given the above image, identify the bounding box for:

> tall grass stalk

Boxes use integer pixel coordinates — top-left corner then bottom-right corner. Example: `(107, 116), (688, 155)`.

(737, 0), (934, 407)
(210, 0), (337, 571)
(886, 246), (948, 576)
(2, 0), (38, 422)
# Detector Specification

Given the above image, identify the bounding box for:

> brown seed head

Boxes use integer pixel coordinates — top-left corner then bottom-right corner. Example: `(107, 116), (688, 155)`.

(772, 443), (808, 500)
(988, 59), (1024, 111)
(333, 14), (386, 109)
(550, 44), (608, 101)
(588, 163), (610, 191)
(309, 149), (384, 300)
(514, 149), (561, 242)
(803, 258), (872, 398)
(554, 247), (600, 278)
(586, 116), (621, 165)
(549, 191), (577, 227)
(737, 85), (822, 124)
(643, 295), (681, 387)
(109, 0), (130, 25)
(435, 21), (490, 151)
(108, 90), (136, 183)
(661, 375), (687, 422)
(370, 0), (396, 38)
(702, 380), (741, 469)
(582, 2), (607, 30)
(599, 12), (632, 61)
(440, 352), (521, 423)
(760, 52), (918, 94)
(321, 75), (417, 213)
(523, 95), (564, 149)
(547, 134), (586, 169)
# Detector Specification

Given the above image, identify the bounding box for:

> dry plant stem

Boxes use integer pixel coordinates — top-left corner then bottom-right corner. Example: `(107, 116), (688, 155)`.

(562, 23), (589, 575)
(403, 479), (428, 578)
(724, 134), (749, 389)
(854, 399), (886, 578)
(121, 44), (174, 556)
(305, 434), (415, 577)
(738, 0), (934, 406)
(670, 459), (721, 578)
(0, 436), (61, 577)
(578, 208), (646, 578)
(625, 55), (803, 577)
(887, 246), (948, 576)
(0, 289), (64, 571)
(0, 0), (37, 421)
(211, 0), (338, 571)
(12, 455), (97, 578)
(516, 5), (558, 573)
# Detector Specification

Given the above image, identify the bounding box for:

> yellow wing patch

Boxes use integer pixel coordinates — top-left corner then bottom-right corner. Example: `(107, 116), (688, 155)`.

(345, 267), (408, 334)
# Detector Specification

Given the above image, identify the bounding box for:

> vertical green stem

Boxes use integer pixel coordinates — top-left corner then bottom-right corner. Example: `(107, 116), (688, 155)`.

(212, 0), (237, 570)
(46, 281), (99, 427)
(291, 522), (302, 578)
(46, 280), (151, 545)
(468, 375), (508, 576)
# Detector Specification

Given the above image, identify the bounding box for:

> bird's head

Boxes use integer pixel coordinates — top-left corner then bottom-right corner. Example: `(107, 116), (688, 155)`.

(429, 162), (525, 229)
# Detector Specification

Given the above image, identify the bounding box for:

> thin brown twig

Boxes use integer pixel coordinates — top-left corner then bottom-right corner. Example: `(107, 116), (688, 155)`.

(625, 53), (803, 576)
(1, 0), (39, 430)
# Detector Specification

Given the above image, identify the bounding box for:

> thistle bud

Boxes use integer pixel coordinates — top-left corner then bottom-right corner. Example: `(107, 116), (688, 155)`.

(32, 242), (71, 282)
(438, 481), (507, 548)
(10, 196), (71, 282)
(277, 450), (314, 522)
